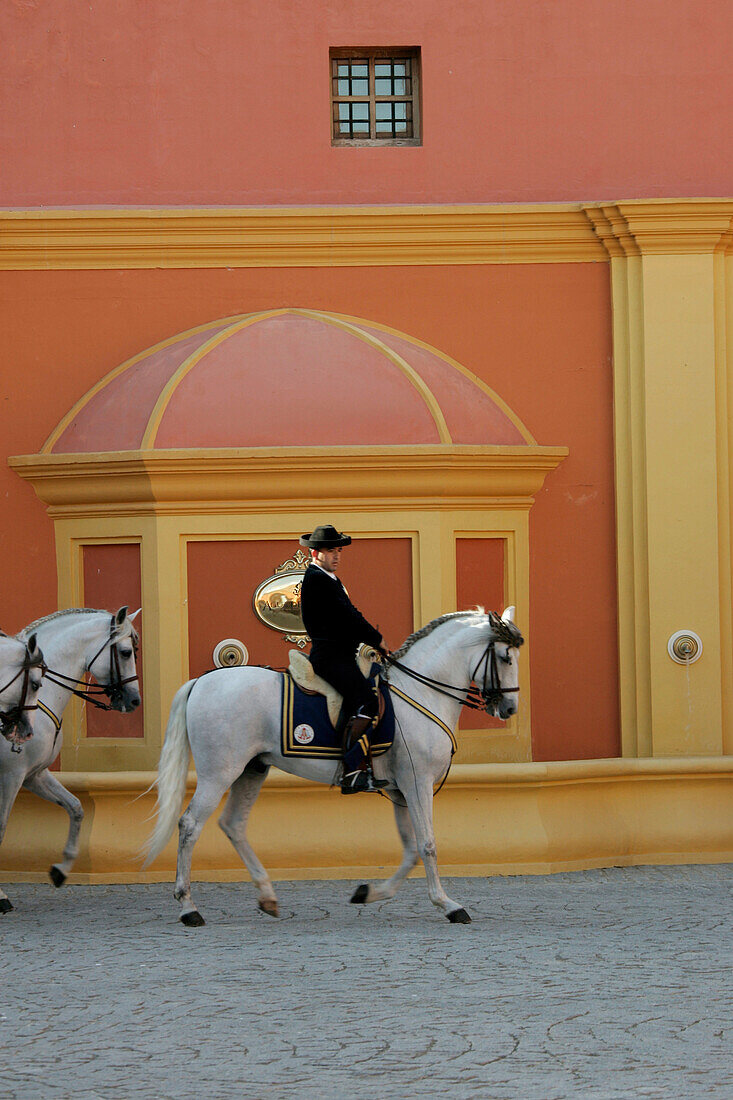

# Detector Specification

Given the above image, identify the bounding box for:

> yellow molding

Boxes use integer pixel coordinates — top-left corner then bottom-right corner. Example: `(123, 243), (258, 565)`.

(2, 760), (731, 882)
(9, 446), (568, 515)
(3, 201), (732, 271)
(0, 204), (607, 269)
(585, 199), (733, 257)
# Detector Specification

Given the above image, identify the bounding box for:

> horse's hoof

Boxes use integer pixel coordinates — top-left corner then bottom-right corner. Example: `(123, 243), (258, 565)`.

(350, 884), (369, 904)
(180, 911), (206, 927)
(0, 898), (13, 914)
(258, 899), (279, 918)
(447, 907), (472, 924)
(49, 866), (67, 888)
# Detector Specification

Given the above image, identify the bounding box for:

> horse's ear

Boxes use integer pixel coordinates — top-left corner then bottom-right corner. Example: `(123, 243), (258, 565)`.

(501, 605), (516, 623)
(129, 608), (142, 623)
(27, 633), (38, 654)
(115, 606), (129, 626)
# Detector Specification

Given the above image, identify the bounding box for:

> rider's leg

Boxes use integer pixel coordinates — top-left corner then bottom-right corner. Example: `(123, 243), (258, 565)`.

(310, 653), (385, 793)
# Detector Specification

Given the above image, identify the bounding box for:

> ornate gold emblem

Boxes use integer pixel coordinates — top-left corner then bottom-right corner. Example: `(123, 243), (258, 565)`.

(252, 549), (310, 647)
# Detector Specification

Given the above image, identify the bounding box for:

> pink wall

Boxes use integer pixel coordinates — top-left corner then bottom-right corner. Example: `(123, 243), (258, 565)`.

(3, 0), (732, 205)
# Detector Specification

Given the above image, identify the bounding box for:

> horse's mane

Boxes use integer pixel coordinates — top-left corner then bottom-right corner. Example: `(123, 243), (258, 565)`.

(392, 609), (485, 660)
(19, 607), (108, 637)
(392, 607), (523, 660)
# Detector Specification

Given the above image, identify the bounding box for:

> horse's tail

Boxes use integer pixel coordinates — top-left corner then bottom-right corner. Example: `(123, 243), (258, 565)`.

(142, 679), (197, 867)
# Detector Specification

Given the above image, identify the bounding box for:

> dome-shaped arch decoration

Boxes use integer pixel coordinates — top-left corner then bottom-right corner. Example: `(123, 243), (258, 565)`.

(10, 308), (566, 773)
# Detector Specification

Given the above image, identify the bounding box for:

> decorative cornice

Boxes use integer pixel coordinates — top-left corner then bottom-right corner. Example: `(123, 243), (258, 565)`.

(9, 446), (568, 515)
(584, 199), (733, 258)
(0, 205), (606, 269)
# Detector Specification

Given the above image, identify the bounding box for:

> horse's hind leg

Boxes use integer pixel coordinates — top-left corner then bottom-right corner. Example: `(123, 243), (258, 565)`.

(218, 765), (279, 917)
(175, 778), (230, 927)
(21, 770), (83, 888)
(350, 800), (418, 906)
(404, 779), (471, 923)
(0, 769), (25, 913)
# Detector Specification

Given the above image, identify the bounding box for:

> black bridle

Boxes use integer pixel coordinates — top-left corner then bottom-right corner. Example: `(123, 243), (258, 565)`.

(0, 641), (44, 747)
(384, 634), (520, 714)
(41, 615), (140, 712)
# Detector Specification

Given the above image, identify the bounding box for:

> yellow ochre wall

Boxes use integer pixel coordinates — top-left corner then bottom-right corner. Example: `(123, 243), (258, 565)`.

(3, 199), (733, 880)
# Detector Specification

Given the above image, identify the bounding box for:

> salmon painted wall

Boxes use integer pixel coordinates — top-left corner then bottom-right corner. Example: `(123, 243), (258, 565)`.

(3, 0), (732, 205)
(0, 263), (617, 760)
(187, 539), (413, 679)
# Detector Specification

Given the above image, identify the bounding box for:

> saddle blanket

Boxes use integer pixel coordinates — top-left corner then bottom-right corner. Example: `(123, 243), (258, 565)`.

(280, 674), (395, 759)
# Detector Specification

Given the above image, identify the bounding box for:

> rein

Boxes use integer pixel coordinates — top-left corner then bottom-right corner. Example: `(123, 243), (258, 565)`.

(384, 637), (519, 713)
(41, 614), (139, 713)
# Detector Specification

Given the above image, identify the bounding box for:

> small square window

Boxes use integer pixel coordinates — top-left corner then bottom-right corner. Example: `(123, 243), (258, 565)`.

(330, 48), (421, 145)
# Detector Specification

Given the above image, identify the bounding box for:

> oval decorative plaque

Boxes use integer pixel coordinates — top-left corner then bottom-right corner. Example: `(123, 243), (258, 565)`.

(252, 548), (310, 647)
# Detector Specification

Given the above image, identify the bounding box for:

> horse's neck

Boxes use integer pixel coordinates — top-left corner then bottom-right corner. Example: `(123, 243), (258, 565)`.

(393, 624), (477, 727)
(36, 616), (104, 715)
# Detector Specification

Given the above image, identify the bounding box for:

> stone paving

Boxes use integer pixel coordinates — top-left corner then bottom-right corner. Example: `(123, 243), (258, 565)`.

(1, 866), (731, 1099)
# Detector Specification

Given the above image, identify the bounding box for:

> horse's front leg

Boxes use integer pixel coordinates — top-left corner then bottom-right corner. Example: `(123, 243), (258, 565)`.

(218, 764), (279, 917)
(0, 768), (26, 913)
(22, 769), (83, 888)
(403, 777), (471, 923)
(350, 799), (418, 906)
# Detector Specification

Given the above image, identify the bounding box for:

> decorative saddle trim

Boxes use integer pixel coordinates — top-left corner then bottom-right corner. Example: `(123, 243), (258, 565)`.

(389, 684), (457, 753)
(281, 675), (395, 759)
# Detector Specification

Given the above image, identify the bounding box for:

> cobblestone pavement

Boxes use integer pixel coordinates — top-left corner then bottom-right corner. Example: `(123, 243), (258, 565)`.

(1, 866), (731, 1100)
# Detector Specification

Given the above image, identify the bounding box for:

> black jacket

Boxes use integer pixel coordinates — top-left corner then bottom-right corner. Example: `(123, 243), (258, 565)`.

(300, 564), (382, 651)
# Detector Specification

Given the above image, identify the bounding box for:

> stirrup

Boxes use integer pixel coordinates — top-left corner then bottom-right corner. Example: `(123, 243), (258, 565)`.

(340, 768), (389, 795)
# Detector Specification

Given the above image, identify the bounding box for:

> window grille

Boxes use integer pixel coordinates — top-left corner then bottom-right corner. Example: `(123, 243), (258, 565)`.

(330, 49), (421, 145)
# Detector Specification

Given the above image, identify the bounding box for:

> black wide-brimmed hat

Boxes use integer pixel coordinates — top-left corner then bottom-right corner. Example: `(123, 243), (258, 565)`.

(299, 525), (352, 550)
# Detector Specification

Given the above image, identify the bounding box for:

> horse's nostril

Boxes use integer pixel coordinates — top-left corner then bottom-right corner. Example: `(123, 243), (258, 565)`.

(130, 696), (141, 709)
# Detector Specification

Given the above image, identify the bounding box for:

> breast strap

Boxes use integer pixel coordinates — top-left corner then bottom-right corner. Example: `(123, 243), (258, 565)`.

(389, 684), (457, 753)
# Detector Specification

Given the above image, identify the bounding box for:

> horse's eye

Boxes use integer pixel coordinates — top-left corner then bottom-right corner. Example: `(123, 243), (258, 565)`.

(500, 653), (512, 665)
(120, 648), (133, 660)
(31, 678), (42, 692)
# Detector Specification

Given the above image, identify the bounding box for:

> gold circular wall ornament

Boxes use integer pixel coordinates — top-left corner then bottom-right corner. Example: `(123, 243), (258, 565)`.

(667, 630), (703, 665)
(252, 550), (310, 646)
(213, 638), (249, 667)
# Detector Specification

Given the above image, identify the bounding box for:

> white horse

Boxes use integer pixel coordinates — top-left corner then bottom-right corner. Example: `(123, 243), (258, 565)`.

(145, 607), (523, 925)
(0, 632), (44, 750)
(0, 607), (141, 914)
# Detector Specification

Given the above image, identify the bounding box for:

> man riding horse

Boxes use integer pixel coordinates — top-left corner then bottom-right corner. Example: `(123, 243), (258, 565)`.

(299, 525), (390, 795)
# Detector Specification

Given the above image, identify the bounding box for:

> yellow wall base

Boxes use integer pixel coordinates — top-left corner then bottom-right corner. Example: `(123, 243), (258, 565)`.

(2, 759), (731, 884)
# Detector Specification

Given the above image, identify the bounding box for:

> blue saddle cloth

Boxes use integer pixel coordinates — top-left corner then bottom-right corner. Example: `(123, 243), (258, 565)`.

(280, 673), (395, 759)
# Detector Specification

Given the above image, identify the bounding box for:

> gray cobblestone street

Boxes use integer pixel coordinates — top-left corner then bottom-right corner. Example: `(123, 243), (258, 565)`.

(1, 866), (731, 1099)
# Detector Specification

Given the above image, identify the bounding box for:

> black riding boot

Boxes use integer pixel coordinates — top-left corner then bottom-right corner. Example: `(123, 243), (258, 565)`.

(340, 714), (388, 794)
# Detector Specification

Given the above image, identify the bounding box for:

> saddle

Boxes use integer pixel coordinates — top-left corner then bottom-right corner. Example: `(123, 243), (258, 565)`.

(288, 643), (383, 728)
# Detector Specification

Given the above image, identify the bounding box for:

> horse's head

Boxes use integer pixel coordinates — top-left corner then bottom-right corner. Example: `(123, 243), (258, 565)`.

(477, 606), (524, 720)
(86, 606), (142, 713)
(0, 632), (44, 747)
